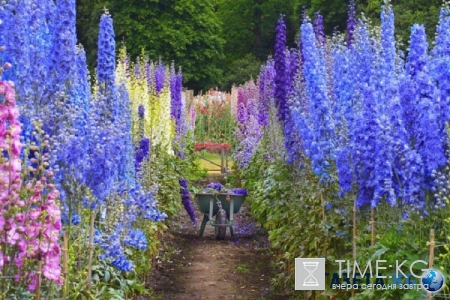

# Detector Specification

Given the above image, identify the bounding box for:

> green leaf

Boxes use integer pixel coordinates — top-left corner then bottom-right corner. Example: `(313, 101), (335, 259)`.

(104, 270), (111, 283)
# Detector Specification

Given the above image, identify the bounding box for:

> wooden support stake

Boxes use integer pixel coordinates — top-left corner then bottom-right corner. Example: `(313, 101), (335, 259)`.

(86, 212), (95, 292)
(35, 260), (42, 300)
(62, 231), (69, 299)
(426, 229), (435, 300)
(352, 200), (357, 298)
(371, 209), (375, 247)
(225, 148), (228, 171)
(353, 201), (357, 260)
(221, 146), (225, 173)
(321, 193), (327, 257)
(321, 193), (325, 221)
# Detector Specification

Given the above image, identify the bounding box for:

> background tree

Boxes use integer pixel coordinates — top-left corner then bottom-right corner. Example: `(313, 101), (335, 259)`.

(360, 0), (441, 46)
(216, 0), (300, 90)
(77, 0), (224, 92)
(76, 0), (444, 92)
(76, 0), (108, 73)
(110, 0), (224, 92)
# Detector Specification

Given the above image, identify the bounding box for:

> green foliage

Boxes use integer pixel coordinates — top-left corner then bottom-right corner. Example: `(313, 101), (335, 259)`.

(140, 146), (183, 217)
(239, 132), (354, 297)
(76, 0), (111, 73)
(219, 54), (262, 91)
(109, 0), (224, 92)
(216, 0), (255, 61)
(77, 0), (444, 91)
(303, 0), (349, 34)
(217, 0), (299, 60)
(361, 0), (442, 47)
(90, 260), (150, 299)
(355, 225), (425, 300)
(236, 263), (250, 274)
(77, 0), (224, 91)
(50, 135), (204, 300)
(240, 124), (450, 298)
(216, 0), (299, 89)
(0, 287), (31, 300)
(140, 139), (206, 217)
(436, 214), (450, 298)
(180, 140), (208, 180)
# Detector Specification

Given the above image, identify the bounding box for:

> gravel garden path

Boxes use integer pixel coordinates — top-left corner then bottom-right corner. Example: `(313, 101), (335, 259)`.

(148, 176), (287, 300)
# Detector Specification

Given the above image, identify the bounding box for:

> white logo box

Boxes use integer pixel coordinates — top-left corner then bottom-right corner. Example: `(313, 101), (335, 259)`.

(295, 258), (326, 291)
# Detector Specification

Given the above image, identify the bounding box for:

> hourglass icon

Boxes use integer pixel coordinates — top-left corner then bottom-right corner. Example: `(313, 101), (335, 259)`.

(295, 258), (325, 290)
(303, 261), (319, 286)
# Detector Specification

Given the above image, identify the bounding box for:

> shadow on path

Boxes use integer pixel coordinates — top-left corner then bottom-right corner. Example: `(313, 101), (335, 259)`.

(148, 202), (287, 300)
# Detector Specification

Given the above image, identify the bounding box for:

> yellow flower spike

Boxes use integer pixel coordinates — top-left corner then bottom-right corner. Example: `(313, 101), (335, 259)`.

(127, 56), (150, 144)
(115, 46), (128, 86)
(92, 69), (99, 96)
(115, 48), (176, 155)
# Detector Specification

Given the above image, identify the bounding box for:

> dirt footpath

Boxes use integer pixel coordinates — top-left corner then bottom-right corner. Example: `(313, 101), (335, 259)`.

(148, 203), (286, 300)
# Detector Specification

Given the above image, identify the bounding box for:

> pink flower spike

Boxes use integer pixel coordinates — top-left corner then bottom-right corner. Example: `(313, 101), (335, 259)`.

(25, 221), (41, 239)
(13, 255), (24, 268)
(48, 243), (61, 256)
(43, 223), (59, 243)
(17, 238), (26, 252)
(27, 240), (40, 257)
(0, 250), (4, 270)
(14, 213), (25, 225)
(27, 272), (37, 291)
(0, 215), (5, 230)
(29, 208), (42, 220)
(53, 218), (62, 231)
(43, 257), (61, 282)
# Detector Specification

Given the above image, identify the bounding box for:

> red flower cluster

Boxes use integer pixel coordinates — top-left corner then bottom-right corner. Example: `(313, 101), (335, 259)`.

(195, 142), (231, 153)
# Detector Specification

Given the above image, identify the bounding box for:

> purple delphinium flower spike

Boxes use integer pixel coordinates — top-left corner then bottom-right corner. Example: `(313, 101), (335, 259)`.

(274, 15), (288, 123)
(403, 24), (445, 186)
(431, 2), (450, 138)
(301, 19), (335, 181)
(346, 0), (356, 47)
(179, 179), (196, 224)
(313, 12), (326, 46)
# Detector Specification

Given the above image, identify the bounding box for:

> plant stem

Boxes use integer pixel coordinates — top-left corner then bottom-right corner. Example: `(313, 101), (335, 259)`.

(35, 260), (42, 300)
(371, 208), (375, 247)
(426, 229), (435, 300)
(86, 212), (95, 292)
(62, 231), (68, 299)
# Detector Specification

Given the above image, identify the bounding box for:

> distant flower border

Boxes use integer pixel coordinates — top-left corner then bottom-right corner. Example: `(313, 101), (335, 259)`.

(195, 142), (231, 153)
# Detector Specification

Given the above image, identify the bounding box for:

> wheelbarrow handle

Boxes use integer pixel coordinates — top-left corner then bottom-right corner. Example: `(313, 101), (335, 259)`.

(209, 196), (215, 221)
(208, 194), (234, 222)
(214, 193), (220, 203)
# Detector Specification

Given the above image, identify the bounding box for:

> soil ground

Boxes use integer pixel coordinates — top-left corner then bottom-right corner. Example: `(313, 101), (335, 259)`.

(147, 175), (289, 300)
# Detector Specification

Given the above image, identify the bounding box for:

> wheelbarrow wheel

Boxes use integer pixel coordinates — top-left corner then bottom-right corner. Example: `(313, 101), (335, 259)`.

(215, 208), (226, 240)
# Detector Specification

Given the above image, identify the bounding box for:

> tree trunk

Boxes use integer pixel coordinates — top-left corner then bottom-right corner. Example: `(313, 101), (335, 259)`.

(253, 0), (262, 54)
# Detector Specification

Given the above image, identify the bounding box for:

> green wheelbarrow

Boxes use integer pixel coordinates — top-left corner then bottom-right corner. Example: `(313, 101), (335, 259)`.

(195, 193), (246, 240)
